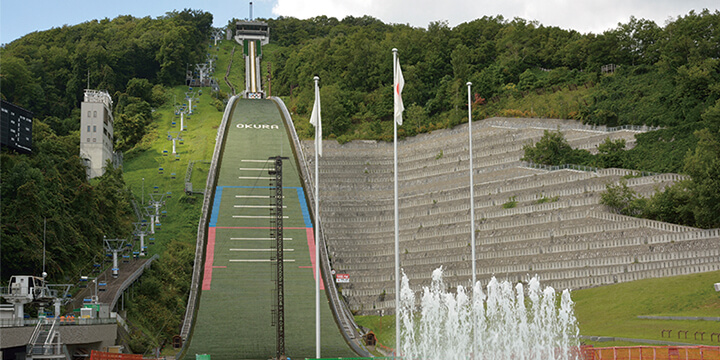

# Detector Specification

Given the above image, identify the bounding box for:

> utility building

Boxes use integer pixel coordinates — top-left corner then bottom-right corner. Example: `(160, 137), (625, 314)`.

(80, 89), (120, 179)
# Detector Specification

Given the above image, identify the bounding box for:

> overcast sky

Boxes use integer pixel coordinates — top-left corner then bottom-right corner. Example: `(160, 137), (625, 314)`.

(1, 0), (718, 45)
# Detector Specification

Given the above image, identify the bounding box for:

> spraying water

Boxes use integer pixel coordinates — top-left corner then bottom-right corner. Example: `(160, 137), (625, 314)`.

(398, 267), (580, 360)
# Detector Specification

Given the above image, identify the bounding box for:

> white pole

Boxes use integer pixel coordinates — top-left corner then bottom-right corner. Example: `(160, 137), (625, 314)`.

(43, 218), (46, 276)
(468, 82), (475, 286)
(112, 251), (119, 278)
(188, 98), (193, 114)
(140, 232), (145, 256)
(392, 48), (401, 357)
(172, 138), (177, 155)
(468, 82), (477, 358)
(181, 112), (185, 131)
(314, 75), (321, 359)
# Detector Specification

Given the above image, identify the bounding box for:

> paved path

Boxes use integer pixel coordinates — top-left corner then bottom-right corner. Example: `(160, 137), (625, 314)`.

(69, 257), (153, 312)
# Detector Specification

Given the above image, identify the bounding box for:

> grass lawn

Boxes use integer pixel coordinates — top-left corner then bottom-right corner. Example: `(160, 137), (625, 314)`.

(573, 270), (720, 346)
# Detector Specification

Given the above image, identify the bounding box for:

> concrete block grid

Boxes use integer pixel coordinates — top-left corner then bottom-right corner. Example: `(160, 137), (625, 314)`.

(296, 117), (718, 314)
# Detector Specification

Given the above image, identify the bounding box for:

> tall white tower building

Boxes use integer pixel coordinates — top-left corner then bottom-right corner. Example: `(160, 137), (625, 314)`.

(80, 89), (115, 179)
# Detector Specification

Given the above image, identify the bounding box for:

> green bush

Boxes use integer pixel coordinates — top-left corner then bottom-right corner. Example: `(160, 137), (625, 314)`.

(502, 196), (518, 209)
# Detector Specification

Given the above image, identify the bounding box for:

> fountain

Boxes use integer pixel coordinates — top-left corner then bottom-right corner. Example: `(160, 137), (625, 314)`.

(398, 267), (580, 360)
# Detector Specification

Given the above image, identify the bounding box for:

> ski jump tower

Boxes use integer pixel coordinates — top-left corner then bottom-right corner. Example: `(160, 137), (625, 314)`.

(233, 5), (269, 99)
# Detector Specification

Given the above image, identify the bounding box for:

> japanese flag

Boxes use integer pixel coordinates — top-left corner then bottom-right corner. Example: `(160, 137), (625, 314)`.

(394, 56), (404, 126)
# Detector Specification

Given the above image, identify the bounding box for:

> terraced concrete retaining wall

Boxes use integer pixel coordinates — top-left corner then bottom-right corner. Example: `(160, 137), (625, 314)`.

(299, 117), (719, 314)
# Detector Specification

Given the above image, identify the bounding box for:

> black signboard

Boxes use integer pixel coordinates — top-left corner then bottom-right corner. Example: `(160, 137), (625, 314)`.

(1, 100), (33, 154)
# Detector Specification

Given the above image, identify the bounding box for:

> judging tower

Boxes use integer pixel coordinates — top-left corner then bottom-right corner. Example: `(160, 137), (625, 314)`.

(80, 89), (119, 178)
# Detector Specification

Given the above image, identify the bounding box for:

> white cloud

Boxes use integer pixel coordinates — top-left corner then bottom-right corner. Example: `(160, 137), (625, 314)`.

(271, 0), (718, 34)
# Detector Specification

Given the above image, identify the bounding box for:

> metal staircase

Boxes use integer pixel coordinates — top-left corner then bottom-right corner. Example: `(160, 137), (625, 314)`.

(26, 317), (70, 360)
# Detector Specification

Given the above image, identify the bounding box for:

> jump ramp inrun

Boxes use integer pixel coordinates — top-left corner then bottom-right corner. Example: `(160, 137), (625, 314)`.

(183, 99), (356, 359)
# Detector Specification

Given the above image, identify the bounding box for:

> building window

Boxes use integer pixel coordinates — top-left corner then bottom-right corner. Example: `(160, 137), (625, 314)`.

(87, 125), (91, 132)
(87, 138), (90, 143)
(88, 111), (91, 117)
(93, 111), (97, 118)
(93, 138), (96, 142)
(93, 125), (97, 132)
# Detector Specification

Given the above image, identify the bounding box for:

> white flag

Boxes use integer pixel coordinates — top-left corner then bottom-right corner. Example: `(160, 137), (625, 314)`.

(310, 81), (322, 156)
(394, 55), (405, 126)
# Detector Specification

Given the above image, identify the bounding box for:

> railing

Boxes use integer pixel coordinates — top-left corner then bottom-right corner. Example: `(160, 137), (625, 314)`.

(482, 118), (662, 133)
(0, 317), (117, 328)
(519, 161), (664, 177)
(585, 345), (720, 360)
(271, 96), (371, 357)
(109, 254), (159, 310)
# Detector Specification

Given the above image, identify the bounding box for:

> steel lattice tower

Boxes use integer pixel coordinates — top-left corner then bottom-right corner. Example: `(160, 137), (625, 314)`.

(269, 156), (288, 359)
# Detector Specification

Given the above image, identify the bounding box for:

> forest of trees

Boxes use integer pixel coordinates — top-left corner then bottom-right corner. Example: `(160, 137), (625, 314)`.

(0, 9), (212, 280)
(259, 11), (720, 227)
(260, 11), (719, 172)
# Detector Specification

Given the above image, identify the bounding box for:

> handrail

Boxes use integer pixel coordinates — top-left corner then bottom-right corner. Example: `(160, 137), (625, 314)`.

(109, 254), (159, 310)
(28, 318), (44, 346)
(481, 118), (662, 133)
(270, 96), (371, 357)
(178, 94), (240, 354)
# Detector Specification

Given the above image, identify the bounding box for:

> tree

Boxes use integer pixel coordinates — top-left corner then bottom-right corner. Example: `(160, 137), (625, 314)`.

(522, 130), (574, 165)
(596, 138), (627, 168)
(600, 179), (644, 216)
(683, 128), (720, 228)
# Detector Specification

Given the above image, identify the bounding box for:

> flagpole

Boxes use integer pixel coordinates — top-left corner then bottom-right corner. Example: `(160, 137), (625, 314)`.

(313, 75), (321, 359)
(468, 82), (475, 286)
(392, 47), (400, 357)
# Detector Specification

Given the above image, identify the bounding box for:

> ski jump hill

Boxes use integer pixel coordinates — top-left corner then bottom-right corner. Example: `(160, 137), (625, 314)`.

(181, 97), (361, 359)
(299, 117), (720, 315)
(179, 95), (720, 359)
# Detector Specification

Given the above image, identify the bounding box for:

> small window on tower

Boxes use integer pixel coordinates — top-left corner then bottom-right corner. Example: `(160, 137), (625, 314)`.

(93, 138), (96, 142)
(93, 111), (97, 118)
(87, 125), (91, 132)
(93, 125), (97, 132)
(87, 138), (90, 143)
(88, 111), (91, 117)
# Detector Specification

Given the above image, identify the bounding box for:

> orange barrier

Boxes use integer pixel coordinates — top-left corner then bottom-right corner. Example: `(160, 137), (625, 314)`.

(584, 345), (720, 360)
(89, 350), (144, 360)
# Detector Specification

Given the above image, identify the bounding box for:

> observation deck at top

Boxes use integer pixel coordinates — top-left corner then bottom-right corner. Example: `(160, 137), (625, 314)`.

(234, 20), (268, 99)
(234, 20), (269, 45)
